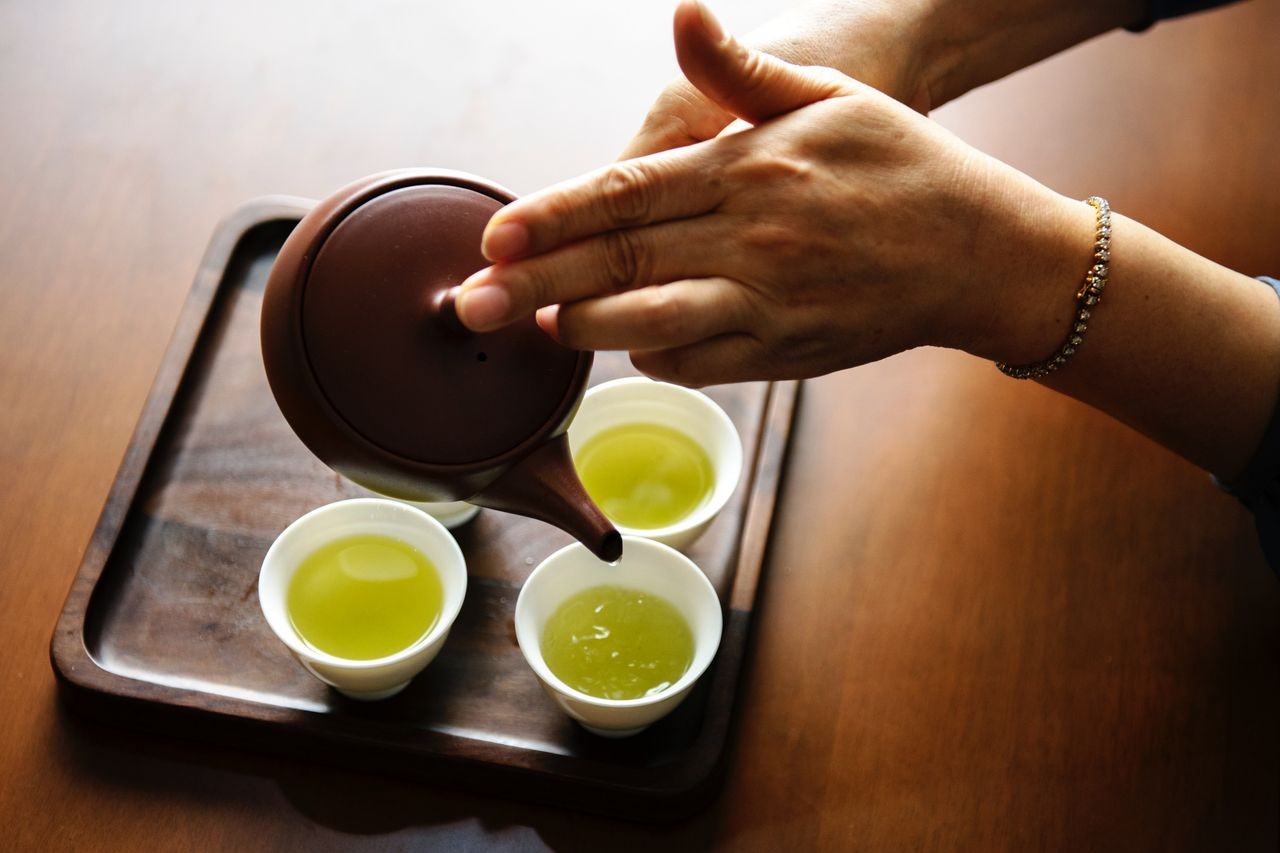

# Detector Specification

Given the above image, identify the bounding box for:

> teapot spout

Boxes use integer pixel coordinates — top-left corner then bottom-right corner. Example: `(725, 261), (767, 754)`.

(471, 435), (623, 563)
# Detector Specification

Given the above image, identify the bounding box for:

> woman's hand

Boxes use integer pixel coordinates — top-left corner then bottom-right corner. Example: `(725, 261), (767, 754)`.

(619, 0), (1151, 162)
(620, 0), (935, 160)
(455, 0), (1090, 387)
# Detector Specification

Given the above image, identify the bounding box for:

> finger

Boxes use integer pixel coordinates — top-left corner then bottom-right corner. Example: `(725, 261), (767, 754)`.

(674, 0), (854, 124)
(535, 304), (559, 337)
(480, 143), (725, 263)
(719, 118), (752, 137)
(546, 278), (747, 352)
(618, 81), (735, 161)
(457, 218), (728, 332)
(629, 332), (763, 388)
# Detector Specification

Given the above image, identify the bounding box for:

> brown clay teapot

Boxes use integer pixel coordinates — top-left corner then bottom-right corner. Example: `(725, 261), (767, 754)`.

(260, 169), (622, 562)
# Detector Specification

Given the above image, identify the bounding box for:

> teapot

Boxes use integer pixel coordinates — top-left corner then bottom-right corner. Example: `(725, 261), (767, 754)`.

(260, 169), (622, 562)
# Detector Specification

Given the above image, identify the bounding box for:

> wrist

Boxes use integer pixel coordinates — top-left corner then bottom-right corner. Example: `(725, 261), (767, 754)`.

(942, 181), (1099, 366)
(918, 0), (1150, 108)
(744, 0), (939, 111)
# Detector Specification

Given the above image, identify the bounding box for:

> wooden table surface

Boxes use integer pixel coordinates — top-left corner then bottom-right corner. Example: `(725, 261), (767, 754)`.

(1, 1), (1277, 850)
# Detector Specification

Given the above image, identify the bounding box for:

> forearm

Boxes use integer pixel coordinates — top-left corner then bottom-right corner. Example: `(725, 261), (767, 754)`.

(483, 1), (1279, 481)
(975, 192), (1280, 480)
(1044, 214), (1280, 479)
(813, 0), (1276, 477)
(920, 0), (1148, 107)
(742, 0), (1148, 110)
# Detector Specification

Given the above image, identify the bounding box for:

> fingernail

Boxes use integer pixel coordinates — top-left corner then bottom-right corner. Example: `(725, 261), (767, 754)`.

(457, 284), (512, 330)
(693, 0), (726, 44)
(482, 221), (529, 261)
(535, 304), (561, 340)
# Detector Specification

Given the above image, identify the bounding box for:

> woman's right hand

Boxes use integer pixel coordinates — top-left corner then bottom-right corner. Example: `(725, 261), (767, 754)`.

(620, 0), (937, 160)
(461, 0), (1280, 479)
(456, 0), (1093, 387)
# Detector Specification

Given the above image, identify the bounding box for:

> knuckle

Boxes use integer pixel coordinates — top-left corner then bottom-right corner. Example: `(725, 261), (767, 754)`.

(641, 106), (695, 148)
(628, 349), (662, 378)
(514, 261), (556, 309)
(635, 286), (683, 339)
(767, 313), (831, 363)
(598, 230), (651, 292)
(771, 153), (818, 184)
(735, 49), (772, 99)
(731, 149), (817, 189)
(630, 349), (679, 383)
(627, 85), (706, 156)
(534, 195), (572, 248)
(661, 112), (699, 149)
(741, 220), (804, 261)
(630, 348), (704, 389)
(600, 161), (658, 226)
(635, 104), (672, 141)
(773, 324), (815, 357)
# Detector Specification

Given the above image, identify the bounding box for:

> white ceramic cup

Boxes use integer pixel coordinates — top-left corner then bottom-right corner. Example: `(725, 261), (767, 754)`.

(348, 478), (481, 529)
(258, 498), (467, 700)
(566, 377), (742, 550)
(398, 499), (480, 529)
(515, 536), (723, 737)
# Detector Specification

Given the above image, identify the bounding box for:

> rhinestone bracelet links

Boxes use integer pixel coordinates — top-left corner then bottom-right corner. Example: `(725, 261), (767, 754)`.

(996, 196), (1111, 379)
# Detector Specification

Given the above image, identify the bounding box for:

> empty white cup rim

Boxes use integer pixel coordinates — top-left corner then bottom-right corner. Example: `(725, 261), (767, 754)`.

(258, 498), (467, 670)
(515, 536), (723, 709)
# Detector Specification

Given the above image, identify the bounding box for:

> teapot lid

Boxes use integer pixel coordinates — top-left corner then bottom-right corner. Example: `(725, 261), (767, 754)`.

(261, 170), (591, 499)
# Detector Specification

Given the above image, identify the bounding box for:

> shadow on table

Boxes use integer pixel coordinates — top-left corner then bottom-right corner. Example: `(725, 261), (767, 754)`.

(51, 697), (732, 852)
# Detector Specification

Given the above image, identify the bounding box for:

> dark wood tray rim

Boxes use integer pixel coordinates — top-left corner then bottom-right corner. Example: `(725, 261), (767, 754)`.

(49, 198), (800, 819)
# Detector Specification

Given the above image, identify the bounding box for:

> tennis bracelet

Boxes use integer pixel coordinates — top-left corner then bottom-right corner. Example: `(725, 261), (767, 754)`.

(996, 196), (1111, 379)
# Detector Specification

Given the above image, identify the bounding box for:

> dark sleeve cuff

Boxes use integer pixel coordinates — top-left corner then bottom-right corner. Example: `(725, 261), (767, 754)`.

(1214, 276), (1280, 573)
(1127, 0), (1243, 32)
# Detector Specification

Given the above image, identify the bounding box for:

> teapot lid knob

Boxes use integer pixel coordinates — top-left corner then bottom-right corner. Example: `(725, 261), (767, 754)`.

(262, 170), (592, 500)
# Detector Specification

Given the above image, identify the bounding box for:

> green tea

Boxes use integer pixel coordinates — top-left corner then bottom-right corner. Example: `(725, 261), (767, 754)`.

(574, 423), (714, 529)
(287, 533), (443, 660)
(540, 584), (694, 700)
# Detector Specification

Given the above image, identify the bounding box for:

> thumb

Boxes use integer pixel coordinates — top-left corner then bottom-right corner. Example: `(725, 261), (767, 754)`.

(674, 0), (854, 124)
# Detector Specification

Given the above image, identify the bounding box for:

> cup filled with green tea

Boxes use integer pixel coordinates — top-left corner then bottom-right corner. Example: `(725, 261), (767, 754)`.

(568, 378), (743, 550)
(258, 498), (467, 700)
(514, 535), (723, 737)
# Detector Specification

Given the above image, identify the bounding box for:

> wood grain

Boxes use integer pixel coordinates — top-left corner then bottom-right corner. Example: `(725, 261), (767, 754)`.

(49, 203), (796, 819)
(2, 0), (1278, 849)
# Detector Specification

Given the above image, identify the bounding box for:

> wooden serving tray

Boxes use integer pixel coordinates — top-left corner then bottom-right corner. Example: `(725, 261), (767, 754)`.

(51, 198), (799, 821)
